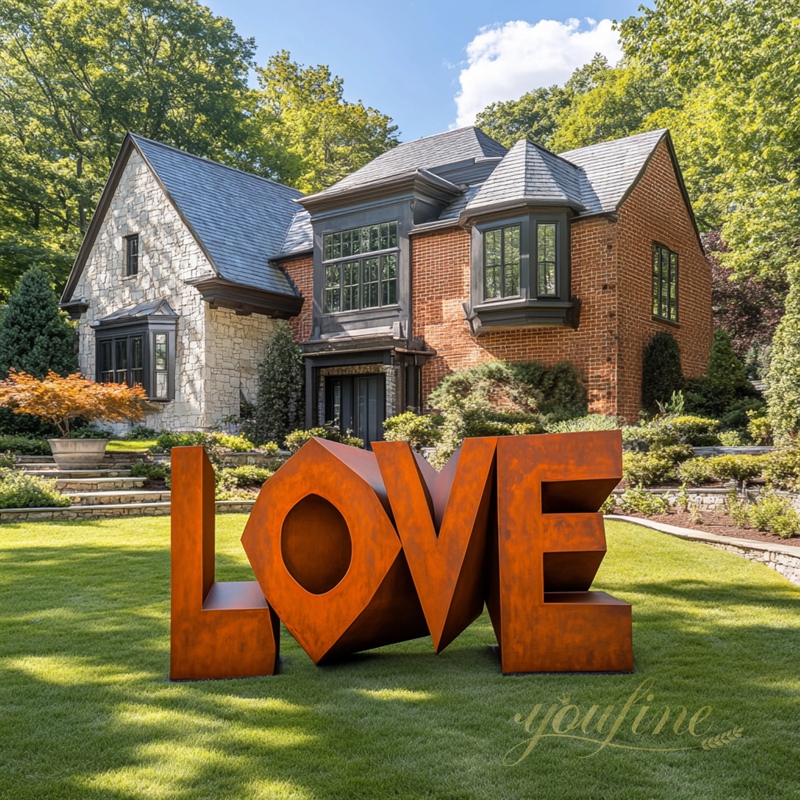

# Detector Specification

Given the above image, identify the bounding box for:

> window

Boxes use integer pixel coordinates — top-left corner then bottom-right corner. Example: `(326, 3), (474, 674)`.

(323, 222), (398, 313)
(483, 224), (521, 299)
(97, 328), (174, 400)
(536, 222), (558, 297)
(125, 234), (139, 276)
(653, 243), (678, 322)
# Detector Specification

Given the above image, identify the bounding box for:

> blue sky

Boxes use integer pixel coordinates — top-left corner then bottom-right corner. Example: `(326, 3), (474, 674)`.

(205, 1), (644, 142)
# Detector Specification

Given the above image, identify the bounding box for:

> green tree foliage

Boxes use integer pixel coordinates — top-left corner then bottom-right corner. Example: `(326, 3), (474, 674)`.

(253, 51), (399, 194)
(705, 329), (749, 393)
(766, 270), (800, 443)
(0, 0), (258, 299)
(0, 266), (77, 378)
(250, 322), (304, 447)
(642, 332), (684, 412)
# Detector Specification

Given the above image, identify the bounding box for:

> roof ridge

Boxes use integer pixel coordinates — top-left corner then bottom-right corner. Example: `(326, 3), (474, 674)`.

(128, 132), (304, 197)
(558, 128), (667, 158)
(520, 138), (581, 171)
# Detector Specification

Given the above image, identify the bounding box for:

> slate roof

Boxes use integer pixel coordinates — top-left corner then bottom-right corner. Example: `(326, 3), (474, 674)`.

(558, 129), (667, 214)
(130, 134), (303, 296)
(281, 209), (313, 257)
(465, 140), (585, 215)
(321, 127), (508, 194)
(99, 298), (179, 321)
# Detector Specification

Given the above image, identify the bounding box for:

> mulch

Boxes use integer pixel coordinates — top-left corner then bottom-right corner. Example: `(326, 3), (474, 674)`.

(621, 509), (800, 548)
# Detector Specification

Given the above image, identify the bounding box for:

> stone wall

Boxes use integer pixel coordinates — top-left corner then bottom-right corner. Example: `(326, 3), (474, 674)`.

(71, 147), (277, 431)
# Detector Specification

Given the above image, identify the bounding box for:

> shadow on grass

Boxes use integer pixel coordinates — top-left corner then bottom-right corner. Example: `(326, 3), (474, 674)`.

(1, 528), (799, 799)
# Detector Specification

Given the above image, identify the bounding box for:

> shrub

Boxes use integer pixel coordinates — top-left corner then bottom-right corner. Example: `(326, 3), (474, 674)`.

(747, 410), (772, 446)
(705, 455), (765, 484)
(209, 432), (254, 452)
(129, 462), (170, 482)
(0, 370), (145, 436)
(726, 488), (800, 539)
(284, 425), (364, 454)
(621, 424), (673, 453)
(642, 332), (684, 412)
(762, 448), (800, 490)
(249, 322), (304, 447)
(383, 411), (442, 450)
(546, 414), (622, 433)
(69, 426), (113, 439)
(0, 468), (70, 509)
(663, 416), (721, 446)
(717, 397), (764, 433)
(510, 360), (588, 420)
(216, 465), (273, 489)
(0, 451), (15, 469)
(622, 451), (676, 487)
(0, 265), (77, 379)
(123, 426), (160, 441)
(156, 431), (207, 451)
(600, 494), (617, 514)
(658, 444), (695, 465)
(0, 435), (50, 455)
(256, 441), (280, 456)
(678, 458), (714, 486)
(718, 430), (746, 447)
(618, 487), (671, 516)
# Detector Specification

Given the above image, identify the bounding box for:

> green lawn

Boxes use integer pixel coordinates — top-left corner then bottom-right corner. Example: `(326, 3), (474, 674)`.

(106, 439), (158, 452)
(0, 518), (798, 800)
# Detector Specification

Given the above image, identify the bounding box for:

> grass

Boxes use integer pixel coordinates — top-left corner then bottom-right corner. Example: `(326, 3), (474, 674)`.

(106, 439), (158, 452)
(0, 517), (798, 799)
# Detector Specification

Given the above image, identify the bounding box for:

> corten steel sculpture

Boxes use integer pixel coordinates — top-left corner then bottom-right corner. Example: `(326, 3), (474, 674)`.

(372, 438), (497, 653)
(487, 431), (632, 673)
(170, 431), (632, 677)
(241, 438), (428, 664)
(170, 446), (280, 680)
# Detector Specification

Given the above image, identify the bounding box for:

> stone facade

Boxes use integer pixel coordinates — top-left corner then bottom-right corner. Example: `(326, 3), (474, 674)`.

(72, 149), (278, 431)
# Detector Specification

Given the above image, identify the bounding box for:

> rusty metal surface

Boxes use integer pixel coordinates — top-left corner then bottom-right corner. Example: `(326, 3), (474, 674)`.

(490, 431), (632, 673)
(373, 438), (496, 653)
(241, 438), (428, 664)
(170, 446), (279, 680)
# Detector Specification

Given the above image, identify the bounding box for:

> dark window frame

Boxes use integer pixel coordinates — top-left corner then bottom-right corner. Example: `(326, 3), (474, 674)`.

(482, 223), (522, 300)
(95, 318), (176, 401)
(652, 242), (679, 323)
(322, 221), (399, 314)
(125, 234), (140, 277)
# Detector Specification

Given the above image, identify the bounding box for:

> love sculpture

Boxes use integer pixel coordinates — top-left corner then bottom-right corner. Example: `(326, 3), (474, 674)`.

(169, 431), (633, 680)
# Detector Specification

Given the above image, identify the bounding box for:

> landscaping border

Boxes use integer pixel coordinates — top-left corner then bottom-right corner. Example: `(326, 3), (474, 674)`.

(607, 514), (800, 586)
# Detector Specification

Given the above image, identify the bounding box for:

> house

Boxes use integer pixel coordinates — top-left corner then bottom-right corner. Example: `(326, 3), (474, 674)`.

(61, 127), (712, 443)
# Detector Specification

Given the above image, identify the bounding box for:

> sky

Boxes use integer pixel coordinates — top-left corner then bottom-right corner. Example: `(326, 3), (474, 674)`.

(204, 1), (645, 143)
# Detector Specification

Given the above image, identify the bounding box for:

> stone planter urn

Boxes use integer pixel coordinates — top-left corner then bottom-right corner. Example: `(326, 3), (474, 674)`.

(48, 438), (109, 470)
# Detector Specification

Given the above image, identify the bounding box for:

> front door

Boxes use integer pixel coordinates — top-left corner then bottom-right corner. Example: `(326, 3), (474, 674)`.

(325, 374), (385, 448)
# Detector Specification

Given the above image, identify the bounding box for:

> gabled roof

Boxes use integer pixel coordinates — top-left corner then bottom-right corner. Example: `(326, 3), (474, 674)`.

(465, 139), (585, 216)
(558, 128), (668, 214)
(320, 127), (507, 194)
(99, 298), (179, 322)
(62, 133), (304, 303)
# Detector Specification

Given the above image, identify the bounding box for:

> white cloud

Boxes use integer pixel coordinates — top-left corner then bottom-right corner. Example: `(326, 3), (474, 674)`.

(454, 18), (622, 127)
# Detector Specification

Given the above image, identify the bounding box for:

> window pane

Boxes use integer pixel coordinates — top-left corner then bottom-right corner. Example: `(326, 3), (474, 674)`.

(388, 221), (398, 248)
(381, 254), (397, 305)
(363, 257), (380, 308)
(126, 235), (139, 276)
(504, 226), (521, 296)
(369, 225), (380, 251)
(484, 229), (502, 267)
(485, 265), (500, 299)
(652, 248), (661, 316)
(660, 248), (669, 316)
(332, 233), (341, 259)
(99, 340), (114, 382)
(536, 223), (557, 296)
(343, 261), (359, 311)
(155, 334), (168, 371)
(115, 339), (128, 384)
(323, 233), (333, 261)
(325, 265), (340, 313)
(669, 252), (678, 321)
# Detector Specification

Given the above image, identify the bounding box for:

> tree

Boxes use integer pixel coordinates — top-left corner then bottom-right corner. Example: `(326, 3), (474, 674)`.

(0, 0), (258, 297)
(253, 51), (399, 194)
(250, 323), (304, 446)
(705, 231), (787, 359)
(0, 369), (145, 436)
(642, 332), (684, 412)
(766, 269), (800, 443)
(0, 266), (77, 378)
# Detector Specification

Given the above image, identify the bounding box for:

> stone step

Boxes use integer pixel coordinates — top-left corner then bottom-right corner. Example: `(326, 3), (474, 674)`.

(55, 476), (147, 492)
(0, 498), (255, 523)
(24, 468), (132, 479)
(16, 455), (54, 464)
(66, 489), (171, 506)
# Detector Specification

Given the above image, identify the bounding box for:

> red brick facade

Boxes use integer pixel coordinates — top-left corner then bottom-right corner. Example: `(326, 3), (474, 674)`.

(283, 140), (712, 422)
(410, 140), (711, 420)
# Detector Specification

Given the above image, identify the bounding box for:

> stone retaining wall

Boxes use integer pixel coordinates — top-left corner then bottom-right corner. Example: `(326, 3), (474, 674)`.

(614, 486), (800, 513)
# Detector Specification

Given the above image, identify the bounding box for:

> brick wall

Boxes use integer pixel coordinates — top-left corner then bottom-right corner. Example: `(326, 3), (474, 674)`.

(614, 140), (713, 419)
(282, 254), (314, 343)
(411, 139), (712, 420)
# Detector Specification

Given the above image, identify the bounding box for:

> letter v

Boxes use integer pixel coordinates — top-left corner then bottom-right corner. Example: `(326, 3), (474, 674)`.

(373, 438), (497, 653)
